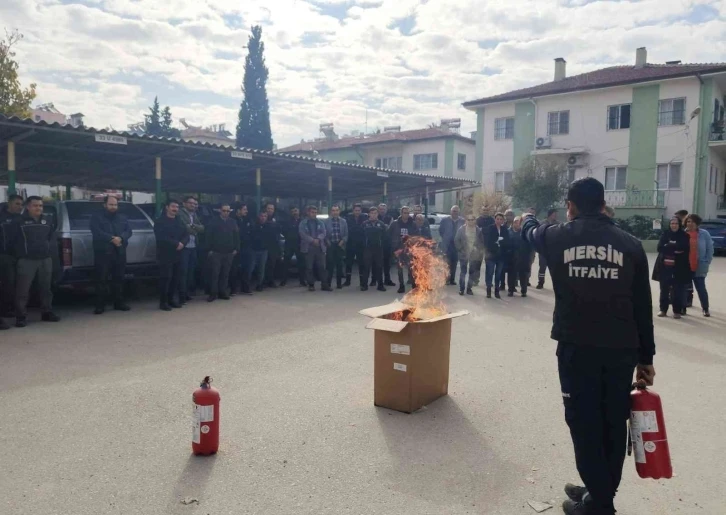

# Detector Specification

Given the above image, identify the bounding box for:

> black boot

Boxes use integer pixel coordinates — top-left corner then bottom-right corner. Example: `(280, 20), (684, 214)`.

(564, 484), (587, 503)
(397, 285), (405, 294)
(536, 281), (544, 290)
(0, 318), (9, 330)
(344, 276), (351, 287)
(561, 499), (614, 515)
(486, 288), (491, 298)
(494, 289), (501, 299)
(41, 312), (61, 322)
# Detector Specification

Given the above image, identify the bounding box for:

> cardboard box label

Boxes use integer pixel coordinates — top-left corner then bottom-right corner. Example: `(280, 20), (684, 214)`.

(393, 363), (407, 372)
(390, 344), (410, 355)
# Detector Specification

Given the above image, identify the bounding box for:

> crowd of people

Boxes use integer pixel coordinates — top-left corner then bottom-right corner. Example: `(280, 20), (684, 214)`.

(0, 191), (716, 330)
(653, 209), (714, 318)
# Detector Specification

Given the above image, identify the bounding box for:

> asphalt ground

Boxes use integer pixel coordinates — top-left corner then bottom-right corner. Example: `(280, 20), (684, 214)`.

(1, 257), (724, 515)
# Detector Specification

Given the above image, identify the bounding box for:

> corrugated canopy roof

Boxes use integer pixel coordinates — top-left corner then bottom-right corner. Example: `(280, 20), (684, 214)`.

(0, 116), (475, 200)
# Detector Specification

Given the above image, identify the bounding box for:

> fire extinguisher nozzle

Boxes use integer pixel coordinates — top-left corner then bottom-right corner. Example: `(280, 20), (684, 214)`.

(200, 376), (212, 388)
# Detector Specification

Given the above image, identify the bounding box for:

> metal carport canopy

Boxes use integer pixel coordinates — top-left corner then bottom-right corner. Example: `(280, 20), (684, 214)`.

(0, 116), (476, 200)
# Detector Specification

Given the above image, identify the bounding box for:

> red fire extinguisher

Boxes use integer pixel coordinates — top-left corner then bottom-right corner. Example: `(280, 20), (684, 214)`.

(192, 376), (220, 456)
(628, 384), (672, 479)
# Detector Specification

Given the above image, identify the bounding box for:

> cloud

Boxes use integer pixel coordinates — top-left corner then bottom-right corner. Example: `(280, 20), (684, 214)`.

(2, 0), (724, 147)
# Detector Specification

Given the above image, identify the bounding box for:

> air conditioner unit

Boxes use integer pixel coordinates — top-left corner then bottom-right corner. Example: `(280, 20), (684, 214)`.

(536, 136), (552, 148)
(566, 154), (588, 167)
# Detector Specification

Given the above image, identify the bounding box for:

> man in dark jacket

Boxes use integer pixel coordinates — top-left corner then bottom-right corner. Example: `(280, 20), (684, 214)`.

(8, 196), (60, 327)
(154, 199), (189, 311)
(389, 206), (417, 294)
(298, 205), (331, 292)
(521, 178), (656, 515)
(361, 207), (388, 292)
(89, 196), (132, 314)
(507, 216), (532, 297)
(232, 203), (253, 295)
(0, 194), (23, 329)
(178, 196), (204, 302)
(281, 207), (305, 287)
(536, 208), (559, 289)
(483, 212), (509, 299)
(414, 214), (433, 239)
(377, 203), (396, 286)
(263, 202), (282, 287)
(248, 212), (270, 292)
(345, 204), (367, 287)
(205, 203), (239, 302)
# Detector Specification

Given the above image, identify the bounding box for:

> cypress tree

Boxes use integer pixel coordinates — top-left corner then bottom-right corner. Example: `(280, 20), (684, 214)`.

(236, 25), (273, 150)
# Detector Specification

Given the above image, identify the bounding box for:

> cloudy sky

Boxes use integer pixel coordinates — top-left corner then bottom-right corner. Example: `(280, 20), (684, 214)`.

(3, 0), (725, 147)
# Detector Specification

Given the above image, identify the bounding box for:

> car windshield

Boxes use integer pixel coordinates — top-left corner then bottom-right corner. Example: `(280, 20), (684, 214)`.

(65, 202), (152, 231)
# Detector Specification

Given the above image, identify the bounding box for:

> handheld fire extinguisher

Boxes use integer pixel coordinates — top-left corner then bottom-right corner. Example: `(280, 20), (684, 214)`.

(192, 376), (220, 456)
(628, 384), (672, 479)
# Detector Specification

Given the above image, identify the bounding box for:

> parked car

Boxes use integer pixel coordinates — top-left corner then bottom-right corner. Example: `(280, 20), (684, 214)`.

(702, 219), (726, 255)
(427, 213), (445, 244)
(51, 201), (158, 286)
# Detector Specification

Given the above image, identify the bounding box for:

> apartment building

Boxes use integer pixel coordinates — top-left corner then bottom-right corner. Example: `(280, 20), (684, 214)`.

(31, 103), (84, 128)
(463, 48), (726, 219)
(278, 122), (476, 212)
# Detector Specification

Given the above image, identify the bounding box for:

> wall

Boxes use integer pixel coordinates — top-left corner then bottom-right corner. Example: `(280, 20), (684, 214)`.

(655, 77), (701, 215)
(481, 103), (515, 189)
(706, 149), (725, 218)
(31, 109), (66, 125)
(480, 79), (703, 216)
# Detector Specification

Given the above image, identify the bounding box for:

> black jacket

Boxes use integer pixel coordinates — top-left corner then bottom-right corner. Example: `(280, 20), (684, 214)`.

(652, 230), (690, 283)
(237, 216), (252, 249)
(206, 216), (240, 254)
(265, 219), (282, 255)
(90, 210), (132, 255)
(484, 224), (510, 260)
(415, 224), (433, 240)
(363, 219), (387, 248)
(249, 221), (268, 252)
(282, 217), (302, 247)
(389, 217), (416, 251)
(522, 213), (655, 365)
(8, 213), (55, 260)
(508, 228), (533, 270)
(346, 214), (368, 245)
(154, 214), (189, 263)
(0, 207), (22, 255)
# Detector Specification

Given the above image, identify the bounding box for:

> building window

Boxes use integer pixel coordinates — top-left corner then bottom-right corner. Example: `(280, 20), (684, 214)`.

(495, 172), (513, 193)
(547, 111), (570, 135)
(457, 153), (466, 170)
(607, 104), (631, 130)
(656, 163), (682, 190)
(413, 153), (438, 171)
(494, 117), (514, 140)
(604, 167), (627, 190)
(658, 98), (685, 126)
(375, 156), (402, 169)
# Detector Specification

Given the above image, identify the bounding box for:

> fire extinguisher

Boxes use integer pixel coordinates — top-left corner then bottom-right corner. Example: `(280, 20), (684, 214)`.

(628, 384), (672, 479)
(192, 376), (220, 456)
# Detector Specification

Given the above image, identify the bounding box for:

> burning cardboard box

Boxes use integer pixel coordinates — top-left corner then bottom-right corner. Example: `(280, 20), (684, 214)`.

(360, 301), (469, 414)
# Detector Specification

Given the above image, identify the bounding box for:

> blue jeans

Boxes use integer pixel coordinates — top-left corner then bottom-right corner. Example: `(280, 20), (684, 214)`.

(691, 276), (709, 311)
(248, 250), (268, 287)
(179, 247), (198, 297)
(485, 258), (504, 290)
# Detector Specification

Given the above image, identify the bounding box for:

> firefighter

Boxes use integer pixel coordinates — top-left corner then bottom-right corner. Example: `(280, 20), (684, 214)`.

(361, 207), (387, 292)
(521, 177), (656, 515)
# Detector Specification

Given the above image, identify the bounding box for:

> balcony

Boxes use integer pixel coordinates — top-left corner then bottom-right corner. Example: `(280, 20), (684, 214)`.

(718, 195), (726, 211)
(604, 190), (665, 208)
(711, 121), (725, 141)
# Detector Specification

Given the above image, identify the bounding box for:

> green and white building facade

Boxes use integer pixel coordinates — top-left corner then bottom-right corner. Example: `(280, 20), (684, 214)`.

(464, 48), (726, 219)
(278, 126), (476, 212)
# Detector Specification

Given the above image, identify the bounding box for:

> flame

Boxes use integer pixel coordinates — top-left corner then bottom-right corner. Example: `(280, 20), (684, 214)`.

(395, 236), (449, 322)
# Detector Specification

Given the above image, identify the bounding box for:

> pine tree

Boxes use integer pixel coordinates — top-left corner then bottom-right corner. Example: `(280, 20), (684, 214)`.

(161, 106), (180, 138)
(0, 30), (37, 118)
(236, 25), (273, 150)
(144, 96), (162, 136)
